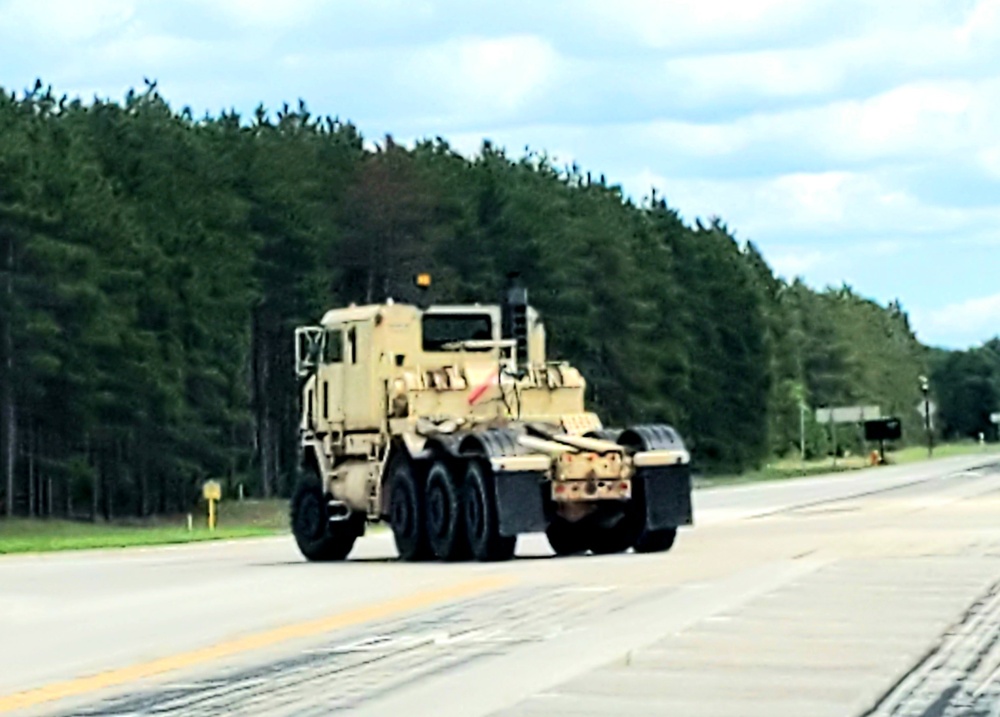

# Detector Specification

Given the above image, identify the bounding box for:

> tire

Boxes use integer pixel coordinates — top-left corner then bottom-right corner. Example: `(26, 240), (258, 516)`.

(290, 476), (362, 562)
(617, 424), (687, 556)
(388, 455), (433, 561)
(635, 527), (677, 554)
(426, 460), (470, 561)
(626, 473), (679, 555)
(545, 517), (589, 556)
(625, 487), (679, 554)
(588, 511), (640, 555)
(462, 460), (516, 562)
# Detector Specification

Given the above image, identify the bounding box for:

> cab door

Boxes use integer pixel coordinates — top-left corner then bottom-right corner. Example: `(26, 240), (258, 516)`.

(318, 327), (345, 431)
(342, 321), (377, 429)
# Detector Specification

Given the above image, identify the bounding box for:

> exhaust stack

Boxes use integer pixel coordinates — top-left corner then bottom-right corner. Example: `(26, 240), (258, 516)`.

(501, 272), (529, 367)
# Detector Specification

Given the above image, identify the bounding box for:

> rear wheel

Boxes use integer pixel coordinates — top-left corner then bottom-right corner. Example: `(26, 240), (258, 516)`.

(388, 456), (433, 561)
(462, 460), (516, 562)
(545, 517), (589, 556)
(617, 425), (686, 556)
(291, 475), (362, 561)
(635, 527), (677, 553)
(426, 460), (469, 561)
(588, 511), (640, 555)
(623, 489), (679, 554)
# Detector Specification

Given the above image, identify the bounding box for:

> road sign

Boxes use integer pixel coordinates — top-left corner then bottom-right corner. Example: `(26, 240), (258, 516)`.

(816, 406), (881, 424)
(916, 401), (937, 420)
(865, 418), (902, 442)
(202, 480), (222, 501)
(202, 480), (221, 531)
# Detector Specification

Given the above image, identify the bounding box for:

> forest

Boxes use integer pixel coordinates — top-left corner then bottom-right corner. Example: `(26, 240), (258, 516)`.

(0, 82), (995, 520)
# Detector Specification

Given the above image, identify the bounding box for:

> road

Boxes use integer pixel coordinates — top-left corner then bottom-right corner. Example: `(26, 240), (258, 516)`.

(2, 453), (1000, 716)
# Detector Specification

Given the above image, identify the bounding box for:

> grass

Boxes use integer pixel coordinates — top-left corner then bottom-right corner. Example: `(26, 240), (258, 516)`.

(0, 499), (289, 555)
(696, 441), (1000, 488)
(888, 442), (1000, 464)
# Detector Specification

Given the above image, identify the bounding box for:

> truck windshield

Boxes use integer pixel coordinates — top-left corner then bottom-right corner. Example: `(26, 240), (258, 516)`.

(422, 314), (493, 352)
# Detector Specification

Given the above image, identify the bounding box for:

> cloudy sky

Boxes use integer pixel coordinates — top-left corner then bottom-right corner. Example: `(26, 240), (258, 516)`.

(1, 0), (998, 348)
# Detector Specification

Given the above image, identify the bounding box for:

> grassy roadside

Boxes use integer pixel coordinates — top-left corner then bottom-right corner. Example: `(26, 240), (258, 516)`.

(0, 522), (283, 554)
(695, 441), (1000, 488)
(0, 499), (290, 555)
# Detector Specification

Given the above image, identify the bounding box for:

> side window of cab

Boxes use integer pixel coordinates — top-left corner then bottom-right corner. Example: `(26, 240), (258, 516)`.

(323, 329), (343, 364)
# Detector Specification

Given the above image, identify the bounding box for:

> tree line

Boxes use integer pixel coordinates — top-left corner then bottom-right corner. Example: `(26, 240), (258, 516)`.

(931, 340), (1000, 443)
(0, 82), (978, 520)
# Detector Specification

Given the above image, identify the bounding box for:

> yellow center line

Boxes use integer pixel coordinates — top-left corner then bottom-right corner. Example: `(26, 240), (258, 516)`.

(0, 575), (513, 714)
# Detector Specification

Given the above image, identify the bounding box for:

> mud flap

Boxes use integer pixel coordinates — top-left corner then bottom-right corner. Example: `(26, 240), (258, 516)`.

(639, 464), (693, 530)
(494, 471), (548, 536)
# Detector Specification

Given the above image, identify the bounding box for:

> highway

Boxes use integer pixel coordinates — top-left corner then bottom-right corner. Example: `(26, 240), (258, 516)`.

(2, 453), (1000, 717)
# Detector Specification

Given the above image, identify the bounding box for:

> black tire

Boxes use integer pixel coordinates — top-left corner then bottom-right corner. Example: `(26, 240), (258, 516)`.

(588, 511), (640, 555)
(626, 470), (679, 555)
(291, 476), (362, 562)
(388, 455), (433, 561)
(462, 460), (516, 562)
(545, 517), (589, 556)
(426, 460), (470, 561)
(635, 527), (677, 553)
(617, 424), (687, 556)
(625, 487), (679, 555)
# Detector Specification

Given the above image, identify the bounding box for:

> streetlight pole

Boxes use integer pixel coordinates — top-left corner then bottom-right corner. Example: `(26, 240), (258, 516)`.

(799, 400), (806, 464)
(919, 375), (933, 458)
(791, 382), (807, 465)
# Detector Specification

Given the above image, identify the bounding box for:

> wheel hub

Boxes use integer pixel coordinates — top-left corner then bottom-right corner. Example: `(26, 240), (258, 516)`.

(428, 487), (448, 539)
(299, 494), (325, 541)
(392, 490), (415, 539)
(467, 487), (484, 539)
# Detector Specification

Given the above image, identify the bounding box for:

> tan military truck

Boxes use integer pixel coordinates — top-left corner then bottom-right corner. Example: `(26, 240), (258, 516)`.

(291, 277), (693, 562)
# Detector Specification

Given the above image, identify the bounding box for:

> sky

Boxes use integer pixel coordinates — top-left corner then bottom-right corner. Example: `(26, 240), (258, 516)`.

(1, 0), (998, 349)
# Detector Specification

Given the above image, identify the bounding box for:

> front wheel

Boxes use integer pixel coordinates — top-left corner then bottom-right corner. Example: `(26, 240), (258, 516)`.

(462, 460), (516, 562)
(388, 456), (433, 562)
(291, 476), (362, 561)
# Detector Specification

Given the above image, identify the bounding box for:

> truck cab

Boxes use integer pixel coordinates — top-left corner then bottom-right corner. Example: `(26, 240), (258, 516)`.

(291, 283), (693, 563)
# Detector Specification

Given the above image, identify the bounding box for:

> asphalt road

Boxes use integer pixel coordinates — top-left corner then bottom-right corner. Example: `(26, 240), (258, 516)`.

(2, 453), (1000, 716)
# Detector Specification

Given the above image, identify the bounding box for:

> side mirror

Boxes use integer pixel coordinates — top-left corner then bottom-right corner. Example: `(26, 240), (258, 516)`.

(294, 327), (323, 377)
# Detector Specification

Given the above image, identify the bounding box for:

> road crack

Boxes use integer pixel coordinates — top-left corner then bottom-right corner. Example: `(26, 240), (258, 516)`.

(864, 579), (1000, 717)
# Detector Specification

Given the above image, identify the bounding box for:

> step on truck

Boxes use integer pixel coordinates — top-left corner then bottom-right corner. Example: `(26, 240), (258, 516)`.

(291, 276), (693, 562)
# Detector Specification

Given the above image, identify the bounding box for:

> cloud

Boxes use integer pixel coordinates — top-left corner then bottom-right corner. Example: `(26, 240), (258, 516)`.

(0, 0), (134, 42)
(431, 70), (1000, 186)
(573, 0), (836, 53)
(769, 249), (835, 280)
(620, 166), (1000, 245)
(203, 0), (324, 28)
(399, 35), (563, 122)
(91, 33), (211, 69)
(980, 144), (1000, 179)
(620, 77), (992, 178)
(919, 293), (1000, 345)
(958, 0), (1000, 46)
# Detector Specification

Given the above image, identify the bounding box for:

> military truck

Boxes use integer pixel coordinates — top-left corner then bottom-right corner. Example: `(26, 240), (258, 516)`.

(291, 277), (693, 562)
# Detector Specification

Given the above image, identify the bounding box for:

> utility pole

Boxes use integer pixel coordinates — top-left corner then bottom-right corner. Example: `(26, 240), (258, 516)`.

(1, 228), (13, 517)
(799, 401), (806, 463)
(919, 375), (933, 459)
(791, 382), (806, 464)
